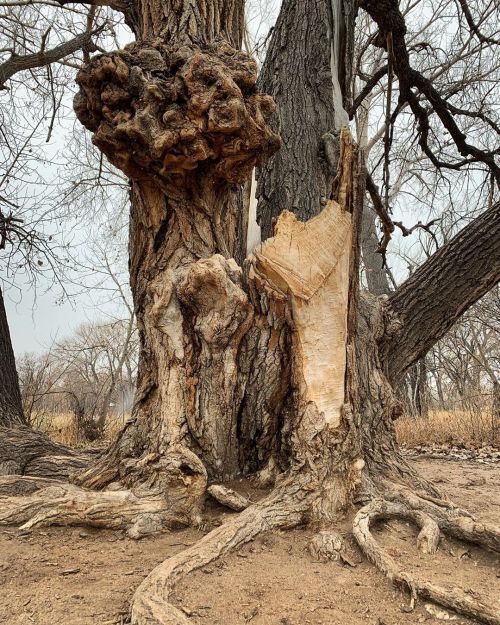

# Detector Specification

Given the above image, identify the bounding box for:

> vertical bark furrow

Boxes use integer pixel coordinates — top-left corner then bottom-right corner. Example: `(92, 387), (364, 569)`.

(136, 0), (245, 46)
(256, 0), (351, 240)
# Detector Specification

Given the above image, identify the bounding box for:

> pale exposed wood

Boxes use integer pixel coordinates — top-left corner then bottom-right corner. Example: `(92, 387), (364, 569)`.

(207, 484), (249, 511)
(255, 200), (352, 427)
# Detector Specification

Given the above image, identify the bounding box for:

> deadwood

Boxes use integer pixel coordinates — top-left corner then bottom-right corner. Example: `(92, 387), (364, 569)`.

(380, 202), (500, 380)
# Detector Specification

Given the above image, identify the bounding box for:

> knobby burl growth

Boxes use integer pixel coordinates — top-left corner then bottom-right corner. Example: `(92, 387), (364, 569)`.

(74, 39), (280, 184)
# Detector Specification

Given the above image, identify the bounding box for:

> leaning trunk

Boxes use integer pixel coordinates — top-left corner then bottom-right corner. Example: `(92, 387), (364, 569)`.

(0, 286), (25, 427)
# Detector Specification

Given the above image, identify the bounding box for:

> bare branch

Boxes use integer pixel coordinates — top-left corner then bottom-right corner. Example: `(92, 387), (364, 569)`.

(0, 29), (99, 88)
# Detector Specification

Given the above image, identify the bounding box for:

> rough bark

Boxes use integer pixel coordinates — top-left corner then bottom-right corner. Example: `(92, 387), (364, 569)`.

(131, 0), (245, 45)
(361, 202), (391, 296)
(380, 202), (500, 381)
(72, 0), (282, 509)
(0, 481), (192, 538)
(256, 0), (353, 240)
(0, 425), (91, 479)
(0, 286), (25, 427)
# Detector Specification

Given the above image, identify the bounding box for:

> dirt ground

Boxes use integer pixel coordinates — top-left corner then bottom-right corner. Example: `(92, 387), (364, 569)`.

(0, 458), (498, 625)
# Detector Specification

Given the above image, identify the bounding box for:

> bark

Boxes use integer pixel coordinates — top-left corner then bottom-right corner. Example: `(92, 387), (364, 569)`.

(381, 202), (500, 381)
(0, 286), (25, 427)
(256, 0), (354, 240)
(72, 0), (283, 508)
(0, 425), (91, 479)
(361, 201), (391, 296)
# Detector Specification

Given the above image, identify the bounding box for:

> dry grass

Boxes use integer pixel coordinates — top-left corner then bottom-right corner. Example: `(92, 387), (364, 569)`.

(396, 407), (498, 447)
(37, 408), (497, 450)
(34, 412), (126, 447)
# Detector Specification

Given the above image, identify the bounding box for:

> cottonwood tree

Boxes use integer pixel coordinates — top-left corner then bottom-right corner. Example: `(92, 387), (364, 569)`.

(1, 1), (500, 624)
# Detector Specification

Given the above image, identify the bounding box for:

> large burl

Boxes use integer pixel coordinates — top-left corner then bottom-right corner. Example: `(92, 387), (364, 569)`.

(74, 40), (280, 183)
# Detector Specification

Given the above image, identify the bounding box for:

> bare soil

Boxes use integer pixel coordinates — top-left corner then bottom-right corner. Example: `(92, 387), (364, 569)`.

(0, 458), (498, 625)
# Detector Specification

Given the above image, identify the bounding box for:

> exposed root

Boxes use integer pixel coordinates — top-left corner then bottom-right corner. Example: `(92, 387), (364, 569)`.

(309, 530), (344, 561)
(0, 425), (92, 479)
(207, 484), (250, 511)
(0, 475), (64, 496)
(392, 489), (500, 554)
(131, 484), (310, 625)
(353, 498), (500, 625)
(0, 480), (196, 538)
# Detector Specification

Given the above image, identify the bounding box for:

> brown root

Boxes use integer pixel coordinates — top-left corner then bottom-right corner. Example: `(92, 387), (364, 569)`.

(309, 530), (345, 562)
(391, 489), (500, 554)
(0, 480), (193, 539)
(0, 425), (92, 480)
(131, 484), (310, 625)
(0, 474), (64, 496)
(207, 484), (250, 511)
(353, 498), (500, 625)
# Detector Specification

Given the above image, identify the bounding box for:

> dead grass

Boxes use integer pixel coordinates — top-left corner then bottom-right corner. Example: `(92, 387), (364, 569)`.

(396, 407), (498, 447)
(34, 412), (126, 447)
(37, 408), (497, 450)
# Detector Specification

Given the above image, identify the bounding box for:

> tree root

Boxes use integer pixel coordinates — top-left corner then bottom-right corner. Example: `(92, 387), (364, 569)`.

(207, 484), (250, 511)
(0, 474), (64, 496)
(0, 425), (92, 479)
(392, 489), (500, 553)
(131, 484), (310, 625)
(353, 498), (500, 625)
(0, 481), (196, 538)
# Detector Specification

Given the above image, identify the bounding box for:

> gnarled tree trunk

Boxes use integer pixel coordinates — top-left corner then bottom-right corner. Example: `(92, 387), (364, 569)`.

(2, 1), (499, 623)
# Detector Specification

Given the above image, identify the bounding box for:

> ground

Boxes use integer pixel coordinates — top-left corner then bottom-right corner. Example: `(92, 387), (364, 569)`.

(0, 457), (498, 625)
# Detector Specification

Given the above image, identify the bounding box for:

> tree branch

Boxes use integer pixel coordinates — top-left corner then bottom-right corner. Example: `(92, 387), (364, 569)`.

(359, 0), (500, 185)
(0, 30), (98, 89)
(349, 64), (388, 119)
(456, 0), (500, 46)
(379, 202), (500, 380)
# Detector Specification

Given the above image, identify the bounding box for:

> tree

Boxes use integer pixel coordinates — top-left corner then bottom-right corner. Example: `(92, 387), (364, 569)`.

(1, 1), (499, 624)
(0, 286), (24, 425)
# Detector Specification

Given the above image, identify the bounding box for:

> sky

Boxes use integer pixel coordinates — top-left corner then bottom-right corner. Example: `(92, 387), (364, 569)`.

(6, 288), (90, 354)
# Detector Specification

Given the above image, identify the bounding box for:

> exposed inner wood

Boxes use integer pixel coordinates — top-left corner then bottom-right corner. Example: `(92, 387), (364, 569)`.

(255, 200), (352, 427)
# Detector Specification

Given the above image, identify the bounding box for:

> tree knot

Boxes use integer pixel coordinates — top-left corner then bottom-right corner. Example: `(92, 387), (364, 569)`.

(74, 40), (281, 184)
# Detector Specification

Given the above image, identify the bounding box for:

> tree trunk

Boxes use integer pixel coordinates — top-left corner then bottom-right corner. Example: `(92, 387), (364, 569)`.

(380, 201), (500, 382)
(70, 0), (500, 518)
(361, 201), (392, 296)
(73, 0), (285, 511)
(256, 0), (354, 240)
(0, 286), (25, 427)
(2, 2), (499, 623)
